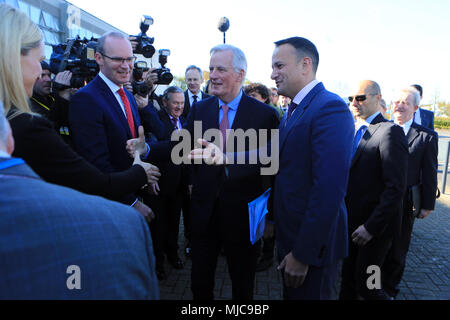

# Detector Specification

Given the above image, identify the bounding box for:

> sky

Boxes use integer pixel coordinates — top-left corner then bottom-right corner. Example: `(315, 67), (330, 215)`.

(68, 0), (450, 105)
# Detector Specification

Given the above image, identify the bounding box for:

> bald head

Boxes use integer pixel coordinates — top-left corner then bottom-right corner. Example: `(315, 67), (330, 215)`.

(349, 80), (382, 120)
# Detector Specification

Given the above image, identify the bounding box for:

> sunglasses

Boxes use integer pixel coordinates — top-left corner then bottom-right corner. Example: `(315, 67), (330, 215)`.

(348, 94), (376, 102)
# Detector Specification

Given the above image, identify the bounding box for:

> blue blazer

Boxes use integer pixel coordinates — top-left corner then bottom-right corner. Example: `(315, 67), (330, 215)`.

(419, 108), (434, 131)
(69, 75), (143, 205)
(273, 82), (355, 268)
(0, 158), (159, 299)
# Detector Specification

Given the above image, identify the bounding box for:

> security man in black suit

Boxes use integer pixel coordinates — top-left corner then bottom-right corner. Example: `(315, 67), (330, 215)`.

(339, 80), (408, 300)
(182, 65), (210, 257)
(382, 87), (438, 299)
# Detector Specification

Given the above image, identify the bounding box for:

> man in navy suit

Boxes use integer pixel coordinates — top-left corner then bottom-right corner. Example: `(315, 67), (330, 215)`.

(134, 44), (280, 299)
(411, 84), (434, 130)
(0, 103), (159, 299)
(182, 65), (210, 256)
(69, 31), (153, 220)
(340, 80), (408, 300)
(147, 86), (187, 280)
(382, 87), (438, 298)
(190, 37), (355, 300)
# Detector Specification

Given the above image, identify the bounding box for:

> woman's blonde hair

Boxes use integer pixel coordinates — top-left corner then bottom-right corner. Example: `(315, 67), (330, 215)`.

(0, 3), (43, 119)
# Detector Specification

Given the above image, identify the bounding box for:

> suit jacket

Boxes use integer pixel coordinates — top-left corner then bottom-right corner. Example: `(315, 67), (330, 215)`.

(0, 158), (159, 299)
(9, 111), (147, 201)
(69, 75), (145, 205)
(405, 122), (438, 210)
(346, 113), (408, 239)
(153, 109), (185, 196)
(182, 90), (210, 119)
(418, 108), (434, 131)
(272, 82), (355, 268)
(150, 93), (280, 243)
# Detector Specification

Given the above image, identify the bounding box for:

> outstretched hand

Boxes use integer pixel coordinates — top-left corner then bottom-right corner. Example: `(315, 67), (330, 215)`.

(188, 138), (228, 165)
(126, 126), (147, 158)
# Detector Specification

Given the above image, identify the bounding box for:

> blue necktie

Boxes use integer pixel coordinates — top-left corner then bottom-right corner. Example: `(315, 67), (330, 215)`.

(352, 125), (367, 158)
(285, 102), (298, 126)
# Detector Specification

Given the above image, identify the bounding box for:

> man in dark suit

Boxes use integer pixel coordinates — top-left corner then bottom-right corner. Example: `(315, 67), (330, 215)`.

(0, 104), (159, 299)
(190, 37), (355, 300)
(382, 87), (438, 298)
(183, 65), (210, 118)
(340, 80), (408, 300)
(69, 31), (153, 220)
(411, 84), (434, 130)
(181, 66), (210, 256)
(133, 44), (280, 300)
(147, 86), (186, 280)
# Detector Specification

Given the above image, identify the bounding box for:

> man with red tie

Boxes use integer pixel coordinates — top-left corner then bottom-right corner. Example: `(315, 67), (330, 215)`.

(69, 31), (153, 219)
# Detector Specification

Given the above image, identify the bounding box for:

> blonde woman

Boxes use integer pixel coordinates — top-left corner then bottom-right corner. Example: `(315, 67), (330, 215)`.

(0, 4), (158, 221)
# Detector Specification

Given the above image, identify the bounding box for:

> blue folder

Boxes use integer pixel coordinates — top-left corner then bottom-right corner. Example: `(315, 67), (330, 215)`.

(248, 188), (271, 245)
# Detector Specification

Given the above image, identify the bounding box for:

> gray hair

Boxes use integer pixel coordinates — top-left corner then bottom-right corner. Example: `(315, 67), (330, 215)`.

(210, 44), (247, 75)
(97, 31), (128, 54)
(162, 86), (183, 101)
(185, 65), (203, 77)
(401, 87), (421, 106)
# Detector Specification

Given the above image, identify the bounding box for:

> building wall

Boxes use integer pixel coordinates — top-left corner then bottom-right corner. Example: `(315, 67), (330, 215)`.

(0, 0), (124, 58)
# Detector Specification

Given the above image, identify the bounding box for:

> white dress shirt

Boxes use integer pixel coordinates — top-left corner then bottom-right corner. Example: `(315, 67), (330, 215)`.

(98, 71), (128, 117)
(395, 118), (413, 136)
(187, 90), (203, 107)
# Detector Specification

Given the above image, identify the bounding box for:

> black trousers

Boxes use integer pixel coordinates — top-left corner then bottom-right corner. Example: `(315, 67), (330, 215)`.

(339, 231), (393, 300)
(382, 198), (415, 297)
(146, 191), (182, 266)
(190, 200), (260, 300)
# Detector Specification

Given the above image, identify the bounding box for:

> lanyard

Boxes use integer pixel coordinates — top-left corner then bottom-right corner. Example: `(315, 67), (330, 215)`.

(0, 158), (25, 170)
(31, 96), (55, 111)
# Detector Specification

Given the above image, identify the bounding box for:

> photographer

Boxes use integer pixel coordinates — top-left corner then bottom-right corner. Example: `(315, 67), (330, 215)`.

(0, 9), (160, 222)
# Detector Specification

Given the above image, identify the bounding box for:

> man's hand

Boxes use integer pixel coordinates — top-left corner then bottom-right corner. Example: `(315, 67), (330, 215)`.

(132, 200), (155, 223)
(134, 93), (149, 110)
(144, 68), (158, 89)
(277, 252), (309, 288)
(417, 209), (432, 219)
(133, 151), (160, 184)
(351, 225), (373, 247)
(123, 81), (133, 92)
(148, 182), (160, 196)
(126, 126), (148, 158)
(54, 71), (73, 100)
(188, 138), (228, 165)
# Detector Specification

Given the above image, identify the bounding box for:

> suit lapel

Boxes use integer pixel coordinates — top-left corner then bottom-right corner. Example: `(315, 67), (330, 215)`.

(279, 82), (324, 152)
(351, 122), (383, 167)
(95, 76), (134, 138)
(230, 93), (251, 131)
(407, 123), (420, 147)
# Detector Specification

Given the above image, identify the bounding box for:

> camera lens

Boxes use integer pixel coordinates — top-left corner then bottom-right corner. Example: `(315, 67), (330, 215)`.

(142, 45), (155, 58)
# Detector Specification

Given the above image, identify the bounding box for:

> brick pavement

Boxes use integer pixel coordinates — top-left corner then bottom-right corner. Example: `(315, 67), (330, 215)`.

(158, 193), (449, 300)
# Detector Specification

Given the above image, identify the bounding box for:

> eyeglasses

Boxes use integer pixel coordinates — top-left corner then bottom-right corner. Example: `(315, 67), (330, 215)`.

(348, 94), (376, 102)
(100, 52), (136, 65)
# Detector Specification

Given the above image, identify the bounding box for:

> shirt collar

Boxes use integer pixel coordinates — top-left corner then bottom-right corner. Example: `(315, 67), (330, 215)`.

(98, 71), (122, 94)
(0, 150), (11, 158)
(356, 111), (380, 129)
(394, 118), (414, 135)
(188, 90), (201, 100)
(218, 89), (243, 111)
(292, 79), (320, 105)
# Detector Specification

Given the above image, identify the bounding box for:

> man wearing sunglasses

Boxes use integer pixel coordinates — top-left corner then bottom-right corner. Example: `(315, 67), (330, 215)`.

(69, 32), (154, 221)
(340, 80), (408, 300)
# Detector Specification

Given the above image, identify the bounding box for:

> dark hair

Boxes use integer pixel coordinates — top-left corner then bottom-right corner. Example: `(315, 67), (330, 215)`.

(244, 83), (270, 104)
(411, 84), (423, 97)
(275, 37), (319, 73)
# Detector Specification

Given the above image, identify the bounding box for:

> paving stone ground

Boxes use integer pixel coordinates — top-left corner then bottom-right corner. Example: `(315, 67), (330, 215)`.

(159, 131), (450, 300)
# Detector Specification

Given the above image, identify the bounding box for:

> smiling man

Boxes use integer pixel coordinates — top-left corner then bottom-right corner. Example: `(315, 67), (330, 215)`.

(69, 31), (154, 220)
(382, 87), (438, 299)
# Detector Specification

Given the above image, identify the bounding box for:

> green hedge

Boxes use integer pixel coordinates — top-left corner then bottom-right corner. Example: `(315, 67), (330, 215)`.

(435, 117), (450, 129)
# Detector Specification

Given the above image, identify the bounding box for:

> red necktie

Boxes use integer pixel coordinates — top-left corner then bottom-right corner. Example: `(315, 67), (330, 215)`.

(117, 88), (136, 138)
(219, 105), (229, 151)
